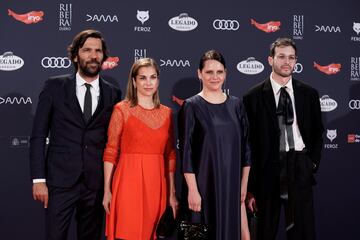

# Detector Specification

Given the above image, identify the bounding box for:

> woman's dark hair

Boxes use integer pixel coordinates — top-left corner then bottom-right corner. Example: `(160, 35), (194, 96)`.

(199, 50), (226, 71)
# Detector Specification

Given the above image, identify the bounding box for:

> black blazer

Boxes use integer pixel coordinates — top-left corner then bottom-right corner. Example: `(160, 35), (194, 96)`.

(30, 74), (121, 190)
(243, 78), (324, 196)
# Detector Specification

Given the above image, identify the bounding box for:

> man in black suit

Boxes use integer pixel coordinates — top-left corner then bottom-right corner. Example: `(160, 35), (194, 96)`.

(30, 29), (121, 240)
(243, 38), (324, 240)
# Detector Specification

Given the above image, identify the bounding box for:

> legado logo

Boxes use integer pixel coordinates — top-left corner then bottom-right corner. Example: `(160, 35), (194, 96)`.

(237, 57), (264, 75)
(315, 25), (341, 33)
(169, 13), (198, 31)
(8, 9), (44, 24)
(160, 59), (190, 67)
(0, 52), (24, 71)
(102, 57), (119, 70)
(41, 57), (71, 68)
(314, 62), (341, 75)
(349, 99), (360, 110)
(0, 97), (32, 104)
(250, 18), (281, 33)
(293, 62), (303, 73)
(86, 14), (119, 22)
(213, 19), (239, 30)
(320, 95), (337, 112)
(325, 129), (339, 149)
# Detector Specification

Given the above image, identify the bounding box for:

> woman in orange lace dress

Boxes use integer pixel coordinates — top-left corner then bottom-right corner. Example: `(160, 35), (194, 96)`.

(102, 58), (178, 240)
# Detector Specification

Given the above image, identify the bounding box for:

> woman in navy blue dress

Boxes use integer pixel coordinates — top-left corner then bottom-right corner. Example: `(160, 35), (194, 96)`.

(178, 50), (251, 239)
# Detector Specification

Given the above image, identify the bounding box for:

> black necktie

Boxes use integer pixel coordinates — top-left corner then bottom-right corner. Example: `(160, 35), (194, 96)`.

(83, 83), (92, 123)
(276, 87), (294, 125)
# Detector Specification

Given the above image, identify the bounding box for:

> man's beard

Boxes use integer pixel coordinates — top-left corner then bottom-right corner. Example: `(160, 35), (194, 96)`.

(78, 59), (102, 77)
(273, 64), (293, 78)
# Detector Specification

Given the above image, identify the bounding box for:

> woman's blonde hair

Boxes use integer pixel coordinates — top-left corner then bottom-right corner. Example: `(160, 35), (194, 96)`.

(125, 58), (161, 108)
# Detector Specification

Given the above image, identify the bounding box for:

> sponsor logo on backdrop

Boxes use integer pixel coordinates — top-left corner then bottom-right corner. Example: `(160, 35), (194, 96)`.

(134, 49), (147, 61)
(0, 96), (32, 105)
(86, 14), (119, 23)
(348, 134), (360, 143)
(41, 57), (71, 69)
(349, 99), (360, 110)
(237, 57), (264, 75)
(169, 13), (198, 31)
(172, 95), (184, 106)
(160, 59), (190, 67)
(324, 129), (339, 149)
(314, 62), (341, 75)
(250, 18), (281, 33)
(10, 136), (30, 148)
(351, 22), (360, 42)
(8, 9), (44, 24)
(102, 57), (119, 70)
(351, 57), (360, 81)
(320, 95), (337, 112)
(134, 10), (151, 32)
(0, 52), (24, 71)
(59, 3), (71, 31)
(293, 15), (304, 39)
(293, 62), (303, 74)
(213, 19), (239, 30)
(314, 25), (341, 33)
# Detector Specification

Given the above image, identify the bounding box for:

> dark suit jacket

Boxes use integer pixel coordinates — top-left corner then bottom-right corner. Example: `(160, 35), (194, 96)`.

(30, 74), (121, 190)
(243, 78), (324, 197)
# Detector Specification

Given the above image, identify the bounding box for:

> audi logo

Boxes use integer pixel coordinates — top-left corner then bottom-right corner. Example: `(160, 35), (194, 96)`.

(213, 19), (239, 30)
(293, 63), (303, 73)
(41, 57), (71, 68)
(349, 99), (360, 110)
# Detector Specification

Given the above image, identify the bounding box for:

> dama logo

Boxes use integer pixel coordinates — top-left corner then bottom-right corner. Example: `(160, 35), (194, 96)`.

(314, 62), (341, 75)
(250, 18), (281, 33)
(102, 57), (119, 70)
(315, 25), (341, 33)
(160, 59), (190, 67)
(8, 9), (44, 24)
(86, 14), (119, 23)
(172, 95), (184, 106)
(0, 96), (32, 105)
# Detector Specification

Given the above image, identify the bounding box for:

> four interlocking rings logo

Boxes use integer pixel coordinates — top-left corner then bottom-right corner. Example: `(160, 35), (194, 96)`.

(213, 19), (239, 30)
(41, 57), (71, 68)
(293, 63), (303, 73)
(349, 99), (360, 110)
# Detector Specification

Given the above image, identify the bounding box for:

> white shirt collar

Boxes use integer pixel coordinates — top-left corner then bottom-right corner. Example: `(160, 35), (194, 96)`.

(270, 73), (293, 96)
(76, 72), (100, 91)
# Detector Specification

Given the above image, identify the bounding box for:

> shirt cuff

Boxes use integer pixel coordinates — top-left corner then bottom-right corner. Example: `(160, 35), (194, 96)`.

(33, 179), (46, 183)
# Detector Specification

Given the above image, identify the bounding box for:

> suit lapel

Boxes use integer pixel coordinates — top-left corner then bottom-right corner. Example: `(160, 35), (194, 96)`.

(293, 79), (305, 128)
(262, 79), (279, 129)
(87, 77), (109, 125)
(64, 74), (85, 125)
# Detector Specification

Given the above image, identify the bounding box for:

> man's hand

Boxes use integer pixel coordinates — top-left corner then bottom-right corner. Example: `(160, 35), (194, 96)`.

(246, 192), (257, 213)
(32, 182), (48, 208)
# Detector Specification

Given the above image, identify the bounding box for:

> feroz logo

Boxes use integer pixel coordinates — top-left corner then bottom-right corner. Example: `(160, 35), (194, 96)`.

(314, 25), (341, 33)
(10, 136), (30, 148)
(86, 14), (119, 22)
(134, 49), (147, 61)
(59, 4), (71, 31)
(349, 99), (360, 110)
(347, 134), (360, 143)
(41, 57), (71, 68)
(160, 59), (190, 67)
(0, 52), (24, 71)
(102, 57), (119, 70)
(293, 62), (303, 74)
(0, 97), (32, 104)
(314, 62), (341, 75)
(237, 57), (264, 75)
(293, 15), (304, 40)
(213, 19), (239, 30)
(250, 18), (281, 33)
(320, 95), (337, 112)
(134, 10), (151, 32)
(325, 129), (339, 149)
(350, 57), (360, 81)
(169, 13), (198, 32)
(351, 22), (360, 42)
(8, 9), (44, 24)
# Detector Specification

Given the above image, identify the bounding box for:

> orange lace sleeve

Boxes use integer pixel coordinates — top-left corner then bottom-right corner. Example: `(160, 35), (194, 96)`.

(103, 104), (123, 166)
(164, 110), (176, 172)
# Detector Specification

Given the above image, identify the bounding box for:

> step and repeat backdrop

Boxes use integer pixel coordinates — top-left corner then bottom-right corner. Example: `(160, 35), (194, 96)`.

(0, 0), (359, 239)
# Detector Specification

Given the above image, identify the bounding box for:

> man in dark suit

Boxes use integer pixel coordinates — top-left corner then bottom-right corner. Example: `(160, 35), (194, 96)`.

(30, 29), (121, 240)
(243, 38), (324, 240)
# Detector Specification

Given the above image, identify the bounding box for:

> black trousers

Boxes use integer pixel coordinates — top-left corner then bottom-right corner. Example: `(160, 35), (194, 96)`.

(257, 151), (316, 240)
(45, 179), (104, 240)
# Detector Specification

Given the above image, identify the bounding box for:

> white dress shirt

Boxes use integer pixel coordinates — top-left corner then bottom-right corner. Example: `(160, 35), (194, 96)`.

(270, 74), (306, 151)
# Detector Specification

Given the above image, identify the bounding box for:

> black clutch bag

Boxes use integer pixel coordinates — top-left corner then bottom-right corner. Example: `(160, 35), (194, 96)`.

(156, 206), (177, 239)
(178, 220), (209, 240)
